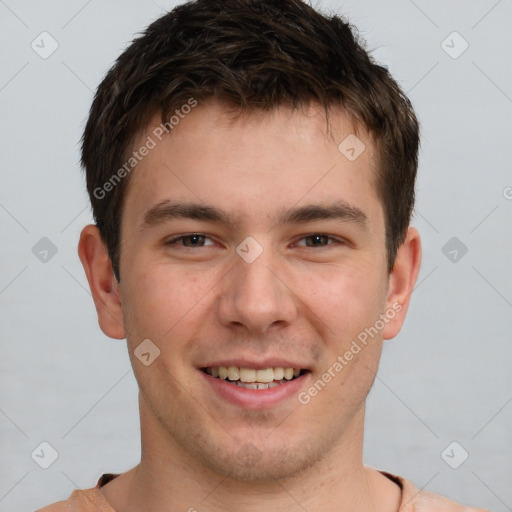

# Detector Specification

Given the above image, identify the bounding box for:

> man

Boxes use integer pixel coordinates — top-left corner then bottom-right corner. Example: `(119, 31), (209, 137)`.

(38, 0), (489, 510)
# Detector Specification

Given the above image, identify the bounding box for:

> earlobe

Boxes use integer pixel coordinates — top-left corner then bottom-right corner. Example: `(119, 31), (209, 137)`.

(77, 224), (126, 340)
(382, 227), (422, 340)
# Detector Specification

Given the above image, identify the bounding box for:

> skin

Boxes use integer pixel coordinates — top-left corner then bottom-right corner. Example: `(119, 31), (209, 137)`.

(78, 99), (422, 512)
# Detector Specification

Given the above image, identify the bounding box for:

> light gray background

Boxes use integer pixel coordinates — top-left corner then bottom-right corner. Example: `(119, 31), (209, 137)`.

(1, 0), (511, 510)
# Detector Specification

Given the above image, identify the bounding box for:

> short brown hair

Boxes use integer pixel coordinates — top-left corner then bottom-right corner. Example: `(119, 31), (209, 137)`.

(81, 0), (419, 282)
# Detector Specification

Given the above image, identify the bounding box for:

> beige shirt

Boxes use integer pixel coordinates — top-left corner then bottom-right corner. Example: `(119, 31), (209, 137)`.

(36, 470), (490, 511)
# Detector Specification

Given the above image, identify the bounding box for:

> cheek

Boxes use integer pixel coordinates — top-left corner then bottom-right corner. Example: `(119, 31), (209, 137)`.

(121, 260), (219, 347)
(296, 262), (385, 339)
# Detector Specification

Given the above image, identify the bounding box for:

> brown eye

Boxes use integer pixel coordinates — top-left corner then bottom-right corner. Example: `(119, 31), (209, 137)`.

(181, 234), (206, 247)
(166, 234), (214, 247)
(296, 234), (335, 247)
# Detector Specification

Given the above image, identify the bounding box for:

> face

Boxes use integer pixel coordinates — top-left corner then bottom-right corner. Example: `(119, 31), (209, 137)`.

(104, 100), (410, 481)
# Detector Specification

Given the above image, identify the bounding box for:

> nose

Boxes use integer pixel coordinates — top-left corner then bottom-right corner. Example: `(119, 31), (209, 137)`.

(216, 246), (298, 335)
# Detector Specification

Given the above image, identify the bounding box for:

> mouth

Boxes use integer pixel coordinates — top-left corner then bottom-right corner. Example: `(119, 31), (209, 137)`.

(202, 366), (306, 390)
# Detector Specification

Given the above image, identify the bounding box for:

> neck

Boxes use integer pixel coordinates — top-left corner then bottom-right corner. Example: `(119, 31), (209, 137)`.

(103, 395), (399, 512)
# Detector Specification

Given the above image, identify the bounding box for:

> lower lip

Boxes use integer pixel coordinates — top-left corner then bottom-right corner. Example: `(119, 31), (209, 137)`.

(200, 370), (308, 409)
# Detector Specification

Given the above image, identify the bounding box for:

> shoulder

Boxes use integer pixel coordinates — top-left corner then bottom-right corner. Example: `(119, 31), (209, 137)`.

(35, 473), (122, 511)
(36, 488), (107, 512)
(376, 469), (490, 512)
(410, 487), (491, 512)
(36, 500), (69, 511)
(400, 476), (490, 512)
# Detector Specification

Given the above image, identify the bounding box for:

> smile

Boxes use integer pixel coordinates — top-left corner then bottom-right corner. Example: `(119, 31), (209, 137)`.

(203, 366), (304, 390)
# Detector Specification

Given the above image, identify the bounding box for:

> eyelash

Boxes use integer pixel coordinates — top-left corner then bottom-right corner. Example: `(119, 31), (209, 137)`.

(165, 233), (215, 248)
(164, 233), (344, 248)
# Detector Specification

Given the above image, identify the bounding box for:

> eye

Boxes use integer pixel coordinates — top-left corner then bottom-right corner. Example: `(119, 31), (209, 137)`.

(165, 233), (215, 248)
(295, 234), (340, 247)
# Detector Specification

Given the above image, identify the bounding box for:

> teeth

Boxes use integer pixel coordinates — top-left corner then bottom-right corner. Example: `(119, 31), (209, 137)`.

(255, 368), (273, 383)
(219, 366), (228, 379)
(239, 367), (256, 383)
(236, 381), (259, 389)
(205, 366), (303, 384)
(273, 367), (284, 380)
(227, 366), (239, 381)
(235, 381), (283, 390)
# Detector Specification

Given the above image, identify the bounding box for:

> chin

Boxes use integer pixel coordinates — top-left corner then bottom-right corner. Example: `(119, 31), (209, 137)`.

(173, 421), (338, 484)
(199, 444), (321, 483)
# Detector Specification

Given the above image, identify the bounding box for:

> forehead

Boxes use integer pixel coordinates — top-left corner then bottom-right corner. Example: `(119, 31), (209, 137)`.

(121, 100), (383, 233)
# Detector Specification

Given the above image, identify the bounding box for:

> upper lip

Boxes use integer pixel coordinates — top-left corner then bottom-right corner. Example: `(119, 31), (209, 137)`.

(199, 358), (309, 370)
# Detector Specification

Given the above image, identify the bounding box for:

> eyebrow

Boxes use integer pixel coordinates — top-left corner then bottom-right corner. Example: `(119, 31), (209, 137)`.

(139, 199), (368, 232)
(277, 202), (368, 227)
(140, 201), (237, 231)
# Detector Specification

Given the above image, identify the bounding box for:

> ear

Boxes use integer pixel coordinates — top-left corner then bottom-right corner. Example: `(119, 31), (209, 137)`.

(77, 224), (126, 339)
(382, 227), (422, 340)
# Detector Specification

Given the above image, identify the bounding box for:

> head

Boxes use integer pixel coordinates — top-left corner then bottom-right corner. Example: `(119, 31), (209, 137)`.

(82, 0), (419, 283)
(78, 0), (421, 482)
